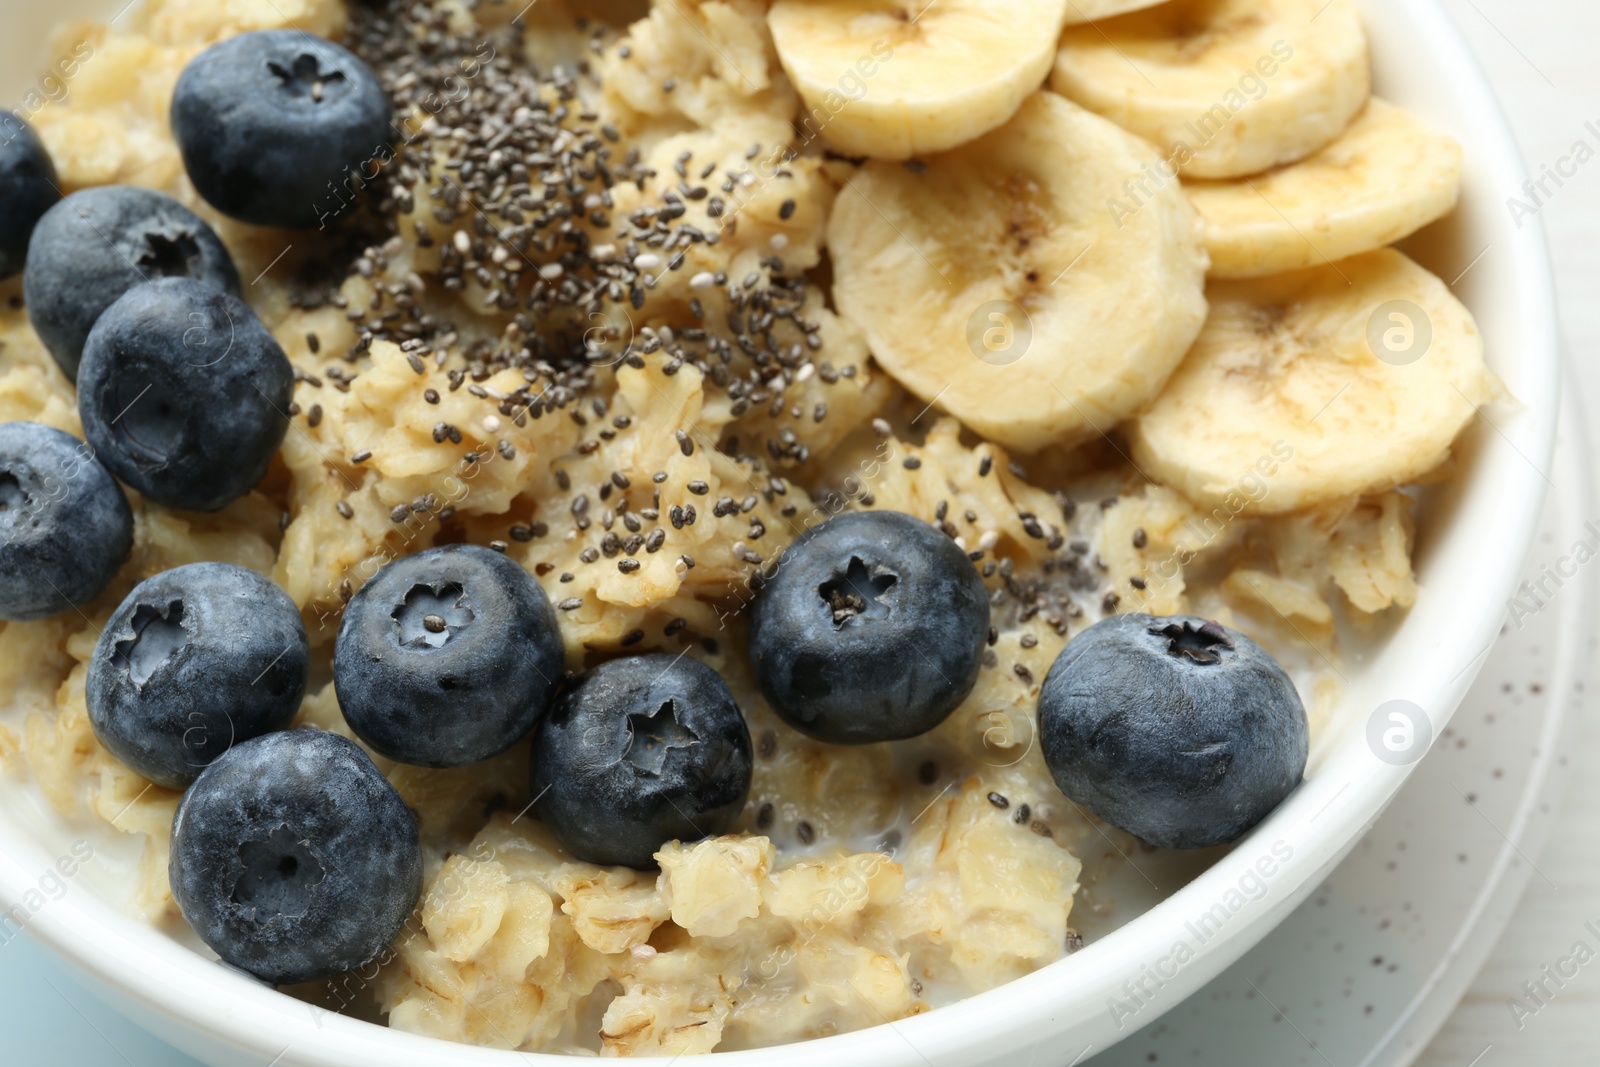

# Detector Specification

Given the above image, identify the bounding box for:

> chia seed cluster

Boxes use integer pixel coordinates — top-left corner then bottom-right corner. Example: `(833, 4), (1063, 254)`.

(324, 5), (842, 436)
(265, 1), (904, 587)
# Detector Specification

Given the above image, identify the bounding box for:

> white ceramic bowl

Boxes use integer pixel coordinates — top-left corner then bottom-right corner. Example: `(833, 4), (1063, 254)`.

(0, 1), (1558, 1064)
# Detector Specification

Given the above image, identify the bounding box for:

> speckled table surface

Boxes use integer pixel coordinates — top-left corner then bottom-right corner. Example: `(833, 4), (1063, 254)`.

(1416, 3), (1600, 1064)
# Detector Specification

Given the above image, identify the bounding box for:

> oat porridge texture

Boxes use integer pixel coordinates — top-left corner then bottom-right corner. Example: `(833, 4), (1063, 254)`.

(0, 0), (1484, 1056)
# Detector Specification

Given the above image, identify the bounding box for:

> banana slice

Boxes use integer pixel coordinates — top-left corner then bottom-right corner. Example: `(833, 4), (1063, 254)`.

(1063, 0), (1172, 25)
(1187, 99), (1463, 279)
(766, 0), (1069, 160)
(827, 91), (1209, 454)
(1128, 249), (1494, 515)
(1052, 0), (1371, 179)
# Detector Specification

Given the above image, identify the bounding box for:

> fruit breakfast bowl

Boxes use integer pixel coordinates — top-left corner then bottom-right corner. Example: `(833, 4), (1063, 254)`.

(0, 0), (1557, 1065)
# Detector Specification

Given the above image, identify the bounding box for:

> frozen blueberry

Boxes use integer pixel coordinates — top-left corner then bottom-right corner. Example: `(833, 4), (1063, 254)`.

(24, 185), (239, 382)
(0, 115), (59, 279)
(171, 31), (393, 229)
(77, 277), (292, 512)
(0, 422), (131, 621)
(87, 563), (309, 789)
(1038, 614), (1309, 850)
(170, 729), (421, 986)
(334, 545), (565, 768)
(531, 653), (752, 870)
(747, 510), (989, 744)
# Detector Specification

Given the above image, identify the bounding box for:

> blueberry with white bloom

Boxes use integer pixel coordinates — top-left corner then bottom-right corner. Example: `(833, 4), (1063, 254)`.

(0, 115), (59, 279)
(747, 510), (990, 744)
(0, 421), (131, 621)
(530, 653), (753, 870)
(77, 277), (292, 512)
(24, 185), (239, 381)
(88, 563), (309, 789)
(171, 31), (393, 229)
(334, 545), (565, 767)
(170, 729), (421, 985)
(1038, 614), (1309, 849)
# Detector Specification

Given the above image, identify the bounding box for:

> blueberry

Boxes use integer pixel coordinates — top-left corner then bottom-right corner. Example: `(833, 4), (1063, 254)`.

(1038, 614), (1309, 850)
(87, 563), (309, 789)
(23, 185), (239, 382)
(530, 654), (752, 869)
(0, 115), (59, 279)
(171, 31), (393, 230)
(169, 729), (421, 985)
(77, 277), (292, 512)
(334, 545), (564, 768)
(0, 421), (131, 621)
(747, 510), (989, 744)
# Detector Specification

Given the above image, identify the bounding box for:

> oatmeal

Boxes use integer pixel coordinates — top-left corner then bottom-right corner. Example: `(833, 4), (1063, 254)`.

(0, 0), (1484, 1056)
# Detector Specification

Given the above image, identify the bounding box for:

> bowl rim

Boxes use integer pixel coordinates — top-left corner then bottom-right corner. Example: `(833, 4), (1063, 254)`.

(0, 0), (1561, 1063)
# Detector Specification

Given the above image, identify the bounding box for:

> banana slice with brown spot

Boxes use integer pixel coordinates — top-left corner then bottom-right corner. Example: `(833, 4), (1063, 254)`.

(1186, 99), (1463, 278)
(1128, 249), (1495, 515)
(767, 0), (1070, 160)
(827, 91), (1209, 454)
(1052, 0), (1371, 179)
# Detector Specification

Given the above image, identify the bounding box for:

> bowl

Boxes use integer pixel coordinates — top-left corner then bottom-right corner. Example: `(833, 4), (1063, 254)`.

(0, 0), (1558, 1064)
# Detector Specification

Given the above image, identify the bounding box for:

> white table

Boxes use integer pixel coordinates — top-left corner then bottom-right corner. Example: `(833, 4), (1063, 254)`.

(1419, 2), (1600, 1063)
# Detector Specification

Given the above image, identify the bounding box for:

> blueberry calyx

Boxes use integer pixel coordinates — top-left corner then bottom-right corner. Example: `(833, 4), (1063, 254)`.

(138, 231), (202, 279)
(820, 556), (897, 627)
(392, 582), (471, 648)
(1148, 619), (1235, 665)
(624, 699), (698, 776)
(0, 473), (24, 510)
(232, 825), (325, 923)
(268, 53), (348, 102)
(115, 599), (187, 687)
